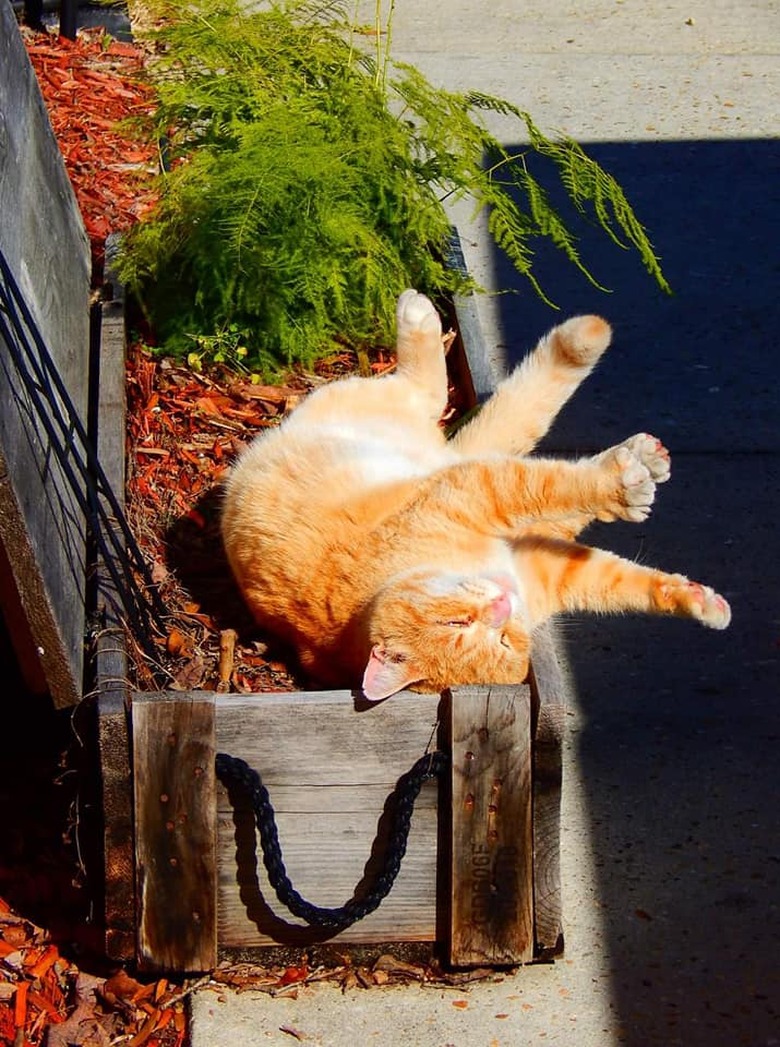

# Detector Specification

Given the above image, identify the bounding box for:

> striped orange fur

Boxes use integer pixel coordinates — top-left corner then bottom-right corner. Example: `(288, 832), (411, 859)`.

(221, 291), (730, 701)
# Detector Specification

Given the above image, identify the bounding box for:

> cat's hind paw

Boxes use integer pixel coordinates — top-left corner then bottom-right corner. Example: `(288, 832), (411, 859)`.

(656, 578), (732, 629)
(396, 289), (441, 339)
(553, 314), (612, 368)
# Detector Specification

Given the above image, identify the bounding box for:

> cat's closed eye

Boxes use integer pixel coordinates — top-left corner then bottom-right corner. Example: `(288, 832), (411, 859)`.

(440, 616), (474, 628)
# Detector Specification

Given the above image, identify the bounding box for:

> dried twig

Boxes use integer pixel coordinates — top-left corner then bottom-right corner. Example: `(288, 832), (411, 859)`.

(216, 628), (238, 692)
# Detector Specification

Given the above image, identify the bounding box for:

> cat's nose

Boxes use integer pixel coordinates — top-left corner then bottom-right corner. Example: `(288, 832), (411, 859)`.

(487, 591), (514, 627)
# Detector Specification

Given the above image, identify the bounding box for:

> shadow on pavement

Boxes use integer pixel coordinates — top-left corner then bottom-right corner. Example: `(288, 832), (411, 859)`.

(490, 138), (779, 1045)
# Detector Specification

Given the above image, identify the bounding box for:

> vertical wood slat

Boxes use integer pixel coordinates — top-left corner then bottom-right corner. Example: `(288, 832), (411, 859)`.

(529, 624), (567, 954)
(0, 7), (91, 709)
(448, 685), (534, 967)
(132, 692), (218, 972)
(97, 688), (135, 962)
(94, 252), (137, 961)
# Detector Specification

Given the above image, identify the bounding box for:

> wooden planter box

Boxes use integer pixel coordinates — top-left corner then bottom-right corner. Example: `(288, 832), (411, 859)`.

(1, 18), (567, 975)
(93, 260), (568, 974)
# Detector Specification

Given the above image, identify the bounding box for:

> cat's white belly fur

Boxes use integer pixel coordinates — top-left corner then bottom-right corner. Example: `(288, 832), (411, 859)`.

(306, 422), (455, 486)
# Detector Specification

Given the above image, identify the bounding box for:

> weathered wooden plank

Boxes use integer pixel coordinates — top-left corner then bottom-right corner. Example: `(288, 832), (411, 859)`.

(529, 624), (567, 954)
(215, 690), (444, 947)
(97, 688), (135, 962)
(133, 693), (218, 972)
(216, 691), (443, 785)
(0, 8), (91, 708)
(93, 268), (136, 962)
(217, 805), (438, 946)
(0, 477), (69, 698)
(448, 685), (534, 967)
(93, 241), (130, 700)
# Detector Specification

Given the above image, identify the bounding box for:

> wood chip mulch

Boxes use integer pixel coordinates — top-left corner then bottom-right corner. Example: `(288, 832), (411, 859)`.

(22, 24), (158, 280)
(0, 894), (193, 1047)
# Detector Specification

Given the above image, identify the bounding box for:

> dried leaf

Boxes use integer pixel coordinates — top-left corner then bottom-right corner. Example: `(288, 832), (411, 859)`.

(171, 654), (207, 691)
(277, 965), (309, 987)
(2, 925), (29, 948)
(372, 954), (426, 980)
(103, 969), (147, 1002)
(166, 628), (193, 658)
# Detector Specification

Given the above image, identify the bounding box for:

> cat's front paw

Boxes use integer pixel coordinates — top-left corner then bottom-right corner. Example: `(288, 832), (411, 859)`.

(620, 432), (671, 484)
(592, 443), (656, 522)
(655, 577), (732, 629)
(396, 289), (441, 339)
(595, 433), (669, 522)
(613, 445), (656, 521)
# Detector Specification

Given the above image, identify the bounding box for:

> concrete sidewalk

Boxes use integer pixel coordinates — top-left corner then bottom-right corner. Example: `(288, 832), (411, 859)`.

(191, 2), (780, 1044)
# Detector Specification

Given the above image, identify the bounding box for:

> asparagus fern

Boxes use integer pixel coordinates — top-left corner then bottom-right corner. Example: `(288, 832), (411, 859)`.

(117, 0), (669, 371)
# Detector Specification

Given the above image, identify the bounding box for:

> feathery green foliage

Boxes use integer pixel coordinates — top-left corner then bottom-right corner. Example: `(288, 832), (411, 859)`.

(117, 0), (669, 371)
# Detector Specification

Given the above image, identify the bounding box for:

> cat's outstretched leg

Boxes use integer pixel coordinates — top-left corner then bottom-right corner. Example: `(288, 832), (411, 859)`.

(514, 537), (731, 630)
(411, 432), (670, 535)
(450, 314), (612, 457)
(394, 290), (449, 418)
(525, 432), (672, 540)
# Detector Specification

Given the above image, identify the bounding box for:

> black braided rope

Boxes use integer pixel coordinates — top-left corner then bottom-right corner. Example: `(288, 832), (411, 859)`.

(215, 749), (448, 930)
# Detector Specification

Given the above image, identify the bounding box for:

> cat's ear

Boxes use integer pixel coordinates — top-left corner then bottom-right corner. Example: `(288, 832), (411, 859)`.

(362, 645), (419, 702)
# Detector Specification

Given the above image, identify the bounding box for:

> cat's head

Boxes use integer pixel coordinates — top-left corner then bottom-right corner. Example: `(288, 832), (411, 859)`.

(362, 571), (530, 701)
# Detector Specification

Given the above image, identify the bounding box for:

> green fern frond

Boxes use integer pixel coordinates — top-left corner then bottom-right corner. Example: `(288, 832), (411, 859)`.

(116, 0), (670, 372)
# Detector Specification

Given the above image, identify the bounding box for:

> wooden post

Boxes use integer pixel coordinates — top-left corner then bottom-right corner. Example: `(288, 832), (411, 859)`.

(529, 624), (566, 954)
(94, 256), (136, 962)
(132, 693), (218, 972)
(448, 685), (534, 966)
(97, 687), (136, 962)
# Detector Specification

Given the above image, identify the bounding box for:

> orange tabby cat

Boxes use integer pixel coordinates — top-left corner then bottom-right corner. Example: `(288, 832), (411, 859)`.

(221, 290), (730, 700)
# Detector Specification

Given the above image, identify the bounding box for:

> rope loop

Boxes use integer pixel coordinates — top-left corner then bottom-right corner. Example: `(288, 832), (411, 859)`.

(216, 749), (448, 930)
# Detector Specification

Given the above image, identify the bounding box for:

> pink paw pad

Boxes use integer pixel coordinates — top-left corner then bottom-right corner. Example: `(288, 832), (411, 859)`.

(683, 581), (732, 629)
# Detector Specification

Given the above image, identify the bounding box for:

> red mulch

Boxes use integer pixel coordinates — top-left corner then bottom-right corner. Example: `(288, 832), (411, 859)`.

(22, 24), (158, 281)
(0, 912), (187, 1047)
